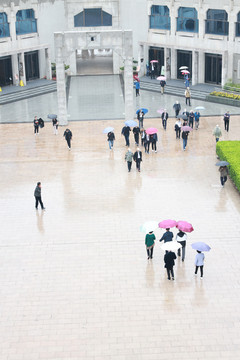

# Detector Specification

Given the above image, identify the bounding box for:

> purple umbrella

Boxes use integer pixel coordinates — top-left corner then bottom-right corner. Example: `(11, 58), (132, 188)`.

(191, 242), (211, 252)
(181, 126), (193, 132)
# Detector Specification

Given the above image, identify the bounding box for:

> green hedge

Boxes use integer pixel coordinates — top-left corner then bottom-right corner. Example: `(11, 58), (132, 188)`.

(216, 141), (240, 192)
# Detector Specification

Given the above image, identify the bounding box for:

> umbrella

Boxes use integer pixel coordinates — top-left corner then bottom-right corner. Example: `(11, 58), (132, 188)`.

(125, 120), (138, 127)
(103, 127), (114, 134)
(191, 242), (211, 252)
(157, 76), (166, 81)
(136, 108), (148, 115)
(159, 219), (177, 229)
(146, 127), (158, 135)
(182, 70), (190, 74)
(215, 161), (229, 166)
(181, 126), (193, 132)
(177, 114), (188, 121)
(133, 75), (140, 81)
(140, 221), (158, 234)
(157, 108), (164, 114)
(179, 66), (188, 70)
(161, 241), (182, 251)
(176, 221), (194, 233)
(48, 114), (57, 119)
(150, 60), (158, 63)
(195, 106), (205, 110)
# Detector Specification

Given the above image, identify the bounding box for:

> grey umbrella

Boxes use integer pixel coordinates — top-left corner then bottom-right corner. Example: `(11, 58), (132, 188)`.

(48, 114), (57, 119)
(177, 114), (188, 120)
(215, 161), (229, 166)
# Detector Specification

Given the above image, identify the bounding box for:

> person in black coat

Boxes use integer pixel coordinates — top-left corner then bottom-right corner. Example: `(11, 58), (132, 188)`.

(137, 111), (144, 128)
(164, 251), (177, 280)
(33, 116), (39, 135)
(34, 182), (45, 210)
(133, 148), (142, 172)
(107, 131), (115, 150)
(150, 133), (158, 152)
(173, 101), (181, 118)
(133, 126), (140, 145)
(63, 129), (72, 150)
(161, 110), (168, 130)
(121, 126), (131, 146)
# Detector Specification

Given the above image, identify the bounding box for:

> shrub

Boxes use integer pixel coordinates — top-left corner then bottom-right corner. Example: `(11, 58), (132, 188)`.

(216, 141), (240, 193)
(210, 91), (240, 100)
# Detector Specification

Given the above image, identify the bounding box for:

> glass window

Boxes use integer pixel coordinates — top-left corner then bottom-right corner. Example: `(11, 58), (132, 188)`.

(74, 8), (112, 27)
(149, 6), (170, 30)
(0, 12), (10, 38)
(16, 9), (37, 35)
(177, 7), (198, 33)
(205, 9), (228, 36)
(236, 12), (240, 37)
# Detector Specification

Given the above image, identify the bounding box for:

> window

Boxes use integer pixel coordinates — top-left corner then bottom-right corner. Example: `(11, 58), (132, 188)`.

(16, 9), (37, 35)
(74, 8), (112, 27)
(205, 9), (228, 36)
(0, 12), (10, 38)
(236, 12), (240, 37)
(149, 6), (170, 30)
(177, 7), (198, 33)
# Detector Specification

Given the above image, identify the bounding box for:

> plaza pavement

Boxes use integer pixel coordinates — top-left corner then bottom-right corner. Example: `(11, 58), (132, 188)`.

(0, 115), (240, 359)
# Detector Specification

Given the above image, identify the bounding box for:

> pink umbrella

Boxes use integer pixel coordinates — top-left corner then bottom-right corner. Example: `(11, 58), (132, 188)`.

(157, 76), (166, 81)
(133, 75), (140, 81)
(182, 70), (190, 74)
(150, 60), (158, 63)
(146, 127), (158, 135)
(159, 219), (177, 229)
(181, 126), (193, 132)
(157, 108), (164, 114)
(176, 221), (194, 233)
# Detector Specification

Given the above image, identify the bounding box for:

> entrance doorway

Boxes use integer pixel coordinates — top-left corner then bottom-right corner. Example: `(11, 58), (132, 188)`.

(77, 49), (113, 75)
(149, 47), (164, 77)
(205, 53), (222, 84)
(177, 50), (192, 79)
(24, 51), (39, 81)
(0, 56), (13, 86)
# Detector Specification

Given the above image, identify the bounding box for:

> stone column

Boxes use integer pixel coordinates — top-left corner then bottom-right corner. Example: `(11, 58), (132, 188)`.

(19, 52), (26, 85)
(9, 4), (16, 44)
(45, 48), (52, 80)
(69, 50), (77, 75)
(123, 31), (134, 122)
(38, 48), (46, 78)
(192, 51), (198, 86)
(198, 50), (205, 83)
(11, 53), (19, 85)
(171, 48), (177, 79)
(55, 33), (68, 125)
(221, 51), (228, 87)
(164, 48), (171, 80)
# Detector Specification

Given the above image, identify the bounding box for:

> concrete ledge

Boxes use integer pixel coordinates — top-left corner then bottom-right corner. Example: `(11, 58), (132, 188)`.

(206, 95), (240, 107)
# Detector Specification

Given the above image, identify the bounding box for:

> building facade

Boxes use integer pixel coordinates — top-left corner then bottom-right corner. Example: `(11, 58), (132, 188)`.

(1, 0), (239, 87)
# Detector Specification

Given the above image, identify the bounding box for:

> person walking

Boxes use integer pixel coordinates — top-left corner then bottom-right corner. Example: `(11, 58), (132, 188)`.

(150, 133), (158, 152)
(175, 119), (182, 139)
(133, 147), (142, 172)
(63, 128), (72, 150)
(133, 126), (140, 146)
(223, 111), (230, 132)
(161, 109), (168, 130)
(135, 81), (140, 97)
(33, 116), (39, 135)
(141, 129), (146, 146)
(184, 78), (190, 88)
(176, 230), (187, 262)
(182, 130), (189, 151)
(121, 125), (131, 146)
(173, 101), (181, 118)
(189, 110), (194, 128)
(185, 87), (191, 106)
(219, 166), (229, 187)
(213, 124), (222, 142)
(160, 79), (166, 95)
(125, 148), (133, 172)
(194, 250), (205, 279)
(194, 111), (200, 130)
(145, 231), (156, 259)
(34, 182), (45, 210)
(159, 228), (174, 243)
(107, 131), (115, 150)
(164, 251), (177, 280)
(150, 62), (155, 79)
(144, 133), (150, 154)
(52, 118), (58, 135)
(137, 110), (144, 129)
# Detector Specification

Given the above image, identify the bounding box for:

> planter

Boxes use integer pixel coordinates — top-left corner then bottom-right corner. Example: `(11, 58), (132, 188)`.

(206, 95), (240, 107)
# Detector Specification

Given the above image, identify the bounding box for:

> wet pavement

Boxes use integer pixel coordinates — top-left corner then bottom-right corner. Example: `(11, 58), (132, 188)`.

(0, 115), (240, 359)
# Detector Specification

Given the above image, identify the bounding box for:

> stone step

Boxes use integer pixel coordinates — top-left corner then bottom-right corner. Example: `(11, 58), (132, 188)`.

(0, 83), (57, 105)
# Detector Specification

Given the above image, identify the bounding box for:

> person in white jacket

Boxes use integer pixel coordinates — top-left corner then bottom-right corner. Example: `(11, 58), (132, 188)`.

(194, 251), (205, 279)
(176, 231), (187, 261)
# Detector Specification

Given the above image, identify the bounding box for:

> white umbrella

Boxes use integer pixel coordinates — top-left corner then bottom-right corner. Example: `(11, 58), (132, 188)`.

(179, 66), (188, 70)
(195, 106), (205, 110)
(161, 241), (182, 251)
(140, 221), (158, 234)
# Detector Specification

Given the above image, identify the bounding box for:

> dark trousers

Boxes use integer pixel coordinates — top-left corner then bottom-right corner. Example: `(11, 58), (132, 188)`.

(152, 141), (157, 151)
(189, 119), (193, 128)
(35, 196), (44, 209)
(162, 119), (167, 129)
(66, 138), (71, 148)
(136, 159), (141, 171)
(224, 120), (229, 132)
(134, 134), (139, 145)
(124, 135), (129, 146)
(176, 129), (181, 139)
(127, 161), (132, 172)
(34, 125), (39, 134)
(216, 138), (219, 143)
(221, 176), (227, 186)
(167, 268), (174, 279)
(136, 88), (140, 96)
(147, 247), (153, 259)
(139, 119), (143, 128)
(144, 141), (150, 153)
(175, 109), (180, 118)
(141, 137), (145, 146)
(177, 243), (186, 261)
(186, 97), (191, 106)
(195, 266), (203, 277)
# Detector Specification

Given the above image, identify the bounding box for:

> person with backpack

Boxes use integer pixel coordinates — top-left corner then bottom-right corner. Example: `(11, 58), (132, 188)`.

(107, 131), (115, 150)
(33, 116), (39, 135)
(121, 125), (131, 146)
(63, 128), (72, 150)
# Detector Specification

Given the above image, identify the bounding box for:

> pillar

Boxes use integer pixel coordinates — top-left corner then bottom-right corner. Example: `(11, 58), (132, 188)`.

(38, 48), (46, 78)
(164, 48), (171, 80)
(69, 50), (77, 75)
(19, 52), (26, 85)
(192, 51), (198, 86)
(11, 53), (19, 85)
(123, 31), (134, 122)
(45, 48), (52, 80)
(221, 51), (228, 87)
(171, 48), (177, 79)
(198, 50), (205, 83)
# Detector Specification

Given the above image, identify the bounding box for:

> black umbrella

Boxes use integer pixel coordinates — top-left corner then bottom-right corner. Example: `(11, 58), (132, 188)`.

(177, 114), (188, 120)
(48, 114), (57, 119)
(215, 161), (229, 166)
